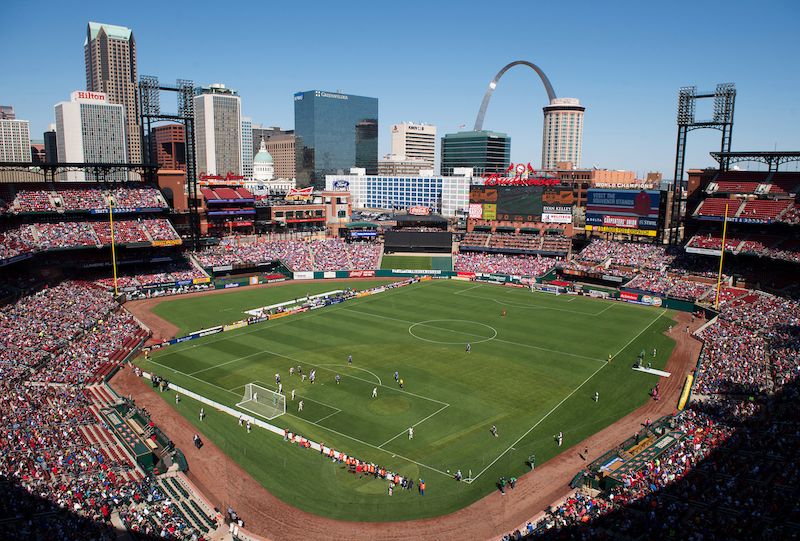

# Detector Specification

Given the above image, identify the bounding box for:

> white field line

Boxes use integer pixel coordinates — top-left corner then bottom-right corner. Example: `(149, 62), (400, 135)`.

(468, 308), (668, 483)
(147, 359), (452, 477)
(453, 283), (484, 295)
(189, 350), (266, 376)
(377, 403), (450, 449)
(340, 307), (606, 364)
(455, 293), (607, 316)
(468, 361), (608, 483)
(315, 363), (383, 386)
(154, 282), (430, 358)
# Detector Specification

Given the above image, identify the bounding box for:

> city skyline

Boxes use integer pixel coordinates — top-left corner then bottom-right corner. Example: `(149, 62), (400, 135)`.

(1, 0), (799, 177)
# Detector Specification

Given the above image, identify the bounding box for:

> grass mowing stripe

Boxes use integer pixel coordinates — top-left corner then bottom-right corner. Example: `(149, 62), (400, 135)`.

(468, 360), (609, 483)
(468, 308), (668, 482)
(154, 281), (437, 359)
(340, 307), (607, 364)
(378, 403), (450, 448)
(189, 349), (266, 376)
(454, 292), (610, 316)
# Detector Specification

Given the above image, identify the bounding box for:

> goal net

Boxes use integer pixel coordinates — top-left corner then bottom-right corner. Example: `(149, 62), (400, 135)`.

(236, 383), (286, 420)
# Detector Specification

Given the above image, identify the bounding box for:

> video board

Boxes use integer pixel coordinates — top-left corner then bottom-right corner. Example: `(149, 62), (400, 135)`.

(585, 189), (662, 236)
(469, 185), (573, 222)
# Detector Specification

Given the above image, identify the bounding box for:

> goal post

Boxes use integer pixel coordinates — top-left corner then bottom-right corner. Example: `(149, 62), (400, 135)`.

(236, 383), (286, 420)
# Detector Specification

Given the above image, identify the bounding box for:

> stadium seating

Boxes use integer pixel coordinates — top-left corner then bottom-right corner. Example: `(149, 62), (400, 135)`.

(454, 252), (560, 277)
(739, 199), (790, 221)
(714, 180), (761, 194)
(7, 185), (166, 213)
(696, 198), (741, 218)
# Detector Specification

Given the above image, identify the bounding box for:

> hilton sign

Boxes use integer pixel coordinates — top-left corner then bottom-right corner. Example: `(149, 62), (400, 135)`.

(484, 163), (560, 186)
(72, 90), (107, 103)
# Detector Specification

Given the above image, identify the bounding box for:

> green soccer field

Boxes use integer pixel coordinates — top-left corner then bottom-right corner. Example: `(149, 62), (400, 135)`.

(380, 255), (453, 271)
(135, 279), (676, 521)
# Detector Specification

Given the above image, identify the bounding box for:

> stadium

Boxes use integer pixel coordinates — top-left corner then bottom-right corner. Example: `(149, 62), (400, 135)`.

(0, 25), (798, 539)
(1, 146), (798, 540)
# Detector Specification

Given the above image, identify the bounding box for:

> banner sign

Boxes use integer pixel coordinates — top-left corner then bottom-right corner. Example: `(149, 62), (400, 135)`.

(542, 213), (573, 224)
(223, 321), (248, 332)
(294, 271), (314, 280)
(620, 291), (639, 302)
(392, 269), (441, 275)
(349, 270), (375, 278)
(350, 230), (377, 237)
(192, 277), (211, 284)
(585, 224), (658, 237)
(323, 271), (336, 279)
(152, 239), (182, 247)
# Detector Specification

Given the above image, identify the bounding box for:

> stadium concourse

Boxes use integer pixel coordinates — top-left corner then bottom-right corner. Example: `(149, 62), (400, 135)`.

(1, 233), (799, 539)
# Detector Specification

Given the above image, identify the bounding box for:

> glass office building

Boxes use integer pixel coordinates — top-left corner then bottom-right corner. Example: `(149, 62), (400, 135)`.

(294, 90), (378, 188)
(441, 130), (510, 176)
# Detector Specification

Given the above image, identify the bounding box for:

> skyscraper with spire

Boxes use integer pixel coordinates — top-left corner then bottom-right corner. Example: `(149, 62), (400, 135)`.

(84, 21), (141, 163)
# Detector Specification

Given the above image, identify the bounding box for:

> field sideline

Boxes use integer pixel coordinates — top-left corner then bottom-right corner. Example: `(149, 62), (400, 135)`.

(134, 279), (676, 521)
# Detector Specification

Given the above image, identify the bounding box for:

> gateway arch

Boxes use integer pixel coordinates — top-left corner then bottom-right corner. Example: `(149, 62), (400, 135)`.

(473, 60), (557, 131)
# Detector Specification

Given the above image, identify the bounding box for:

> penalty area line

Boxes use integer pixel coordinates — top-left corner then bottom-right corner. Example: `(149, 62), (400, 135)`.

(377, 403), (450, 449)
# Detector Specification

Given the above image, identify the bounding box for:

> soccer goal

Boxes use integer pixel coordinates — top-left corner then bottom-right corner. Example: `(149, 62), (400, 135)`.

(236, 383), (286, 420)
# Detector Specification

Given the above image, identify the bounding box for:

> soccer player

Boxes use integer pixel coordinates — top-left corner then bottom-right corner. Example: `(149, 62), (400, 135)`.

(335, 374), (341, 385)
(298, 400), (304, 412)
(372, 387), (378, 398)
(652, 347), (657, 357)
(408, 427), (413, 440)
(291, 389), (295, 401)
(556, 431), (563, 446)
(394, 371), (399, 382)
(199, 408), (205, 421)
(348, 354), (353, 365)
(466, 343), (471, 353)
(594, 391), (599, 402)
(289, 366), (295, 376)
(310, 370), (316, 384)
(175, 394), (180, 405)
(490, 425), (498, 438)
(246, 420), (251, 433)
(278, 383), (283, 394)
(253, 392), (258, 402)
(399, 378), (404, 389)
(501, 308), (507, 317)
(275, 373), (281, 385)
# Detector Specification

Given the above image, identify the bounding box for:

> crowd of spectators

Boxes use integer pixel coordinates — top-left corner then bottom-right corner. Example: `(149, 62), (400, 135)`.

(0, 281), (215, 539)
(454, 252), (560, 277)
(193, 238), (380, 271)
(95, 262), (207, 291)
(4, 185), (167, 214)
(624, 272), (713, 301)
(575, 239), (675, 270)
(0, 219), (180, 261)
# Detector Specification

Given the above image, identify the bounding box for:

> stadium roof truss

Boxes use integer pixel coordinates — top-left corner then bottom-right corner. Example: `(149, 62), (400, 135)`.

(710, 151), (800, 172)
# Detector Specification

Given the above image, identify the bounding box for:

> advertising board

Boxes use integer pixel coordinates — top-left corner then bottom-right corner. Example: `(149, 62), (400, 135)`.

(585, 189), (661, 233)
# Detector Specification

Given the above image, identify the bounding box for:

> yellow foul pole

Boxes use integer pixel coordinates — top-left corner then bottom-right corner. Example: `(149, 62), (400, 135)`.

(108, 195), (119, 296)
(714, 203), (729, 309)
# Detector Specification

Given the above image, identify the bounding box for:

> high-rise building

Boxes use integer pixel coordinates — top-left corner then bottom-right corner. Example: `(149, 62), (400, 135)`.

(151, 123), (186, 170)
(55, 91), (127, 181)
(251, 125), (293, 157)
(44, 125), (58, 163)
(378, 154), (431, 176)
(0, 116), (32, 162)
(541, 98), (584, 171)
(30, 143), (46, 163)
(193, 84), (242, 176)
(391, 122), (436, 170)
(0, 106), (16, 120)
(84, 22), (141, 163)
(294, 90), (378, 188)
(265, 134), (296, 180)
(241, 117), (253, 178)
(440, 130), (510, 176)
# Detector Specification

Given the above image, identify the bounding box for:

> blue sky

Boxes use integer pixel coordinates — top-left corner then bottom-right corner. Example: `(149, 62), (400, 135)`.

(2, 0), (798, 177)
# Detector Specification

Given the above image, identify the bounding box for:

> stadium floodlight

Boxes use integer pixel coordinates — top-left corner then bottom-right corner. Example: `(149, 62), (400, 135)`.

(237, 383), (286, 420)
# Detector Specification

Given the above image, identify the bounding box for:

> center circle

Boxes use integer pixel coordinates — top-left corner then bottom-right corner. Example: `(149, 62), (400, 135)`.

(408, 319), (498, 345)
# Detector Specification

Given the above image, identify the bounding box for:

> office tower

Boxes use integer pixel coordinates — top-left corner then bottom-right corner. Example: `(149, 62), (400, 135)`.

(193, 84), (242, 176)
(0, 115), (32, 162)
(441, 130), (510, 176)
(44, 125), (58, 163)
(85, 22), (141, 162)
(391, 122), (436, 170)
(294, 90), (378, 188)
(152, 123), (186, 170)
(241, 117), (253, 178)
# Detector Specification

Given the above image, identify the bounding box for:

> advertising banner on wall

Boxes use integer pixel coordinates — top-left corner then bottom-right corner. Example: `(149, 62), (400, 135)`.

(542, 213), (573, 224)
(349, 270), (376, 278)
(585, 189), (662, 233)
(294, 271), (314, 280)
